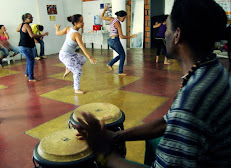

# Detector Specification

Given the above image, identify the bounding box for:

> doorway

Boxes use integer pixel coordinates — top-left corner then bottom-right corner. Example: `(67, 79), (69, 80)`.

(150, 0), (165, 48)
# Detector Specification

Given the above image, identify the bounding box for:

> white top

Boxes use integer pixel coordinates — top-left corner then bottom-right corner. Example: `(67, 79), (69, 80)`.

(61, 27), (79, 53)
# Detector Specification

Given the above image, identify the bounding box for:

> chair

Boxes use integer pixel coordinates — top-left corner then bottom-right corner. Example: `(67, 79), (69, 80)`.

(0, 51), (15, 65)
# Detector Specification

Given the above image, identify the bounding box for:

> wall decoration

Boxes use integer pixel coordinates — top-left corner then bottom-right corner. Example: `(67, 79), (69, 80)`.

(100, 3), (104, 9)
(49, 16), (56, 21)
(47, 5), (58, 15)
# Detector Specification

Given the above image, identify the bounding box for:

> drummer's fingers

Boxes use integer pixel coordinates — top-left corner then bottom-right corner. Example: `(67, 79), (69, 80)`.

(77, 117), (89, 130)
(100, 120), (105, 130)
(82, 112), (100, 126)
(76, 132), (85, 140)
(77, 136), (85, 140)
(75, 125), (88, 139)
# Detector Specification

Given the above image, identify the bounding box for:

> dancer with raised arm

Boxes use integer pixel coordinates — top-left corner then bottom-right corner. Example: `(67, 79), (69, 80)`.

(55, 14), (96, 94)
(101, 6), (136, 76)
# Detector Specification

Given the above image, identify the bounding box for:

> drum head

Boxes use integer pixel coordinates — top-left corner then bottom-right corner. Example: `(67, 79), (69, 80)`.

(73, 103), (125, 126)
(37, 129), (92, 162)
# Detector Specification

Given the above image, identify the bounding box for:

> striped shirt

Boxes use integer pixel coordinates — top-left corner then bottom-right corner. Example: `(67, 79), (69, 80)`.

(110, 18), (119, 36)
(153, 56), (231, 168)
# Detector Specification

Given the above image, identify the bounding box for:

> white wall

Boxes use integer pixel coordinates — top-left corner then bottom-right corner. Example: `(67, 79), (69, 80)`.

(165, 0), (174, 14)
(82, 0), (112, 49)
(0, 0), (82, 56)
(0, 0), (40, 49)
(38, 0), (66, 55)
(63, 0), (83, 27)
(83, 0), (112, 33)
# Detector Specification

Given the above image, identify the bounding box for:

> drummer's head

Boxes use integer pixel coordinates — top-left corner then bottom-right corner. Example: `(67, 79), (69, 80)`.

(165, 0), (227, 61)
(67, 14), (84, 29)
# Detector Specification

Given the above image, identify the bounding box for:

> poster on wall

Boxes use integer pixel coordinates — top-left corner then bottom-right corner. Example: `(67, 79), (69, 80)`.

(104, 3), (112, 25)
(215, 0), (231, 19)
(100, 4), (104, 9)
(49, 16), (56, 21)
(47, 5), (58, 15)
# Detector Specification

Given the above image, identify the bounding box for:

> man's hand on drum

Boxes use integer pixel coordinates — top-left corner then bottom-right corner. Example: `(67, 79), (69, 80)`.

(75, 112), (112, 154)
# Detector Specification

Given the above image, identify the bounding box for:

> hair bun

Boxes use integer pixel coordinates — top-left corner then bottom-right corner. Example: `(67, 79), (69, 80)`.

(67, 16), (72, 22)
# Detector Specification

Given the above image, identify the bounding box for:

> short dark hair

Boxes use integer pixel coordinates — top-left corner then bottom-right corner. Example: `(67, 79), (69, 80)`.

(38, 25), (44, 31)
(0, 25), (3, 29)
(67, 14), (82, 25)
(22, 13), (31, 21)
(115, 10), (127, 17)
(160, 15), (169, 23)
(170, 0), (227, 55)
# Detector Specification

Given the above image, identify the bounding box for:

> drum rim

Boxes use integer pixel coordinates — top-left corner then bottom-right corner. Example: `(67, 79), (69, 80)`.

(70, 110), (125, 127)
(33, 143), (95, 167)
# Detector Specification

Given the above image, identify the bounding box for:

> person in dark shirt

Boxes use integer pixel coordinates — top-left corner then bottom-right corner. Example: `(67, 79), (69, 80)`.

(16, 13), (48, 81)
(153, 15), (169, 64)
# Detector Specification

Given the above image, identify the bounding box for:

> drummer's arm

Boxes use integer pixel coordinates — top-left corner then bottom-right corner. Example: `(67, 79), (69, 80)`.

(105, 153), (150, 168)
(114, 117), (166, 142)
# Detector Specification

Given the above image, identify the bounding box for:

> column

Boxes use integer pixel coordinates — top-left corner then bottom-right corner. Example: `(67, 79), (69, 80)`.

(112, 0), (127, 65)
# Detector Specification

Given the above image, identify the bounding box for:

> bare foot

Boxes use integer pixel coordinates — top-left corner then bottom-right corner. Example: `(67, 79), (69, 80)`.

(164, 57), (170, 65)
(75, 90), (87, 94)
(164, 62), (170, 65)
(156, 56), (159, 63)
(118, 73), (126, 76)
(107, 64), (113, 71)
(63, 68), (71, 79)
(29, 78), (40, 82)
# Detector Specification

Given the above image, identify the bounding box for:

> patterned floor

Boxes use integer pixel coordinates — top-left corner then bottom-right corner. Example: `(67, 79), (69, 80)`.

(1, 48), (228, 168)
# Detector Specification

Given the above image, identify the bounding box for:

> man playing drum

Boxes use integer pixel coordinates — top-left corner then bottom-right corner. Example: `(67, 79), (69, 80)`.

(75, 0), (231, 167)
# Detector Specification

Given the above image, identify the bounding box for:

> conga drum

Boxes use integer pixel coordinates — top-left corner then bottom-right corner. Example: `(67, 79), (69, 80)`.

(32, 129), (98, 168)
(69, 103), (126, 157)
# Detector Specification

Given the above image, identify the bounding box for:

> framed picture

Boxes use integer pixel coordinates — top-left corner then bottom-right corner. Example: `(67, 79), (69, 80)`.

(100, 3), (104, 9)
(47, 5), (58, 15)
(49, 16), (56, 21)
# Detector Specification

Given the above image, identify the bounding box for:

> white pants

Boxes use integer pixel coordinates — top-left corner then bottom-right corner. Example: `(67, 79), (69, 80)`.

(59, 50), (86, 90)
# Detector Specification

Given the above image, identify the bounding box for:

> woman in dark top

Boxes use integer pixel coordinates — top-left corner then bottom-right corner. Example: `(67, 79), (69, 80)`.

(153, 15), (169, 64)
(16, 13), (48, 81)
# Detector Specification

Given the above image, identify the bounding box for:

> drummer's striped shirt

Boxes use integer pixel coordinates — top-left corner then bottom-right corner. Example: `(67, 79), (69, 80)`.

(153, 57), (231, 168)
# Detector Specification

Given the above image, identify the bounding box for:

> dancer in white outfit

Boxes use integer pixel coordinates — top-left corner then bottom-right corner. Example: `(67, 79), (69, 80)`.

(55, 14), (96, 94)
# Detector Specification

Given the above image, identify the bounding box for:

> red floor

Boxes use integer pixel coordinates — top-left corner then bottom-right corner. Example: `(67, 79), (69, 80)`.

(0, 48), (229, 168)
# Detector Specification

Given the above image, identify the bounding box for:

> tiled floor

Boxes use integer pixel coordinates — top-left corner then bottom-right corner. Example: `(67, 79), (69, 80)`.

(0, 48), (229, 168)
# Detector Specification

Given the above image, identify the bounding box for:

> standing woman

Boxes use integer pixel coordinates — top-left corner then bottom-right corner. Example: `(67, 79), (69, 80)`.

(153, 15), (169, 64)
(101, 6), (136, 76)
(55, 14), (96, 94)
(16, 13), (48, 81)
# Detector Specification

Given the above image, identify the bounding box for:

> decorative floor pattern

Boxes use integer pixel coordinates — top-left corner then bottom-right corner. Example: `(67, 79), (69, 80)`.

(0, 48), (188, 167)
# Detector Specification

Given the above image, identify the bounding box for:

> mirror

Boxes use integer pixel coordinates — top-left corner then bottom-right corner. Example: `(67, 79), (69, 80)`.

(130, 0), (144, 48)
